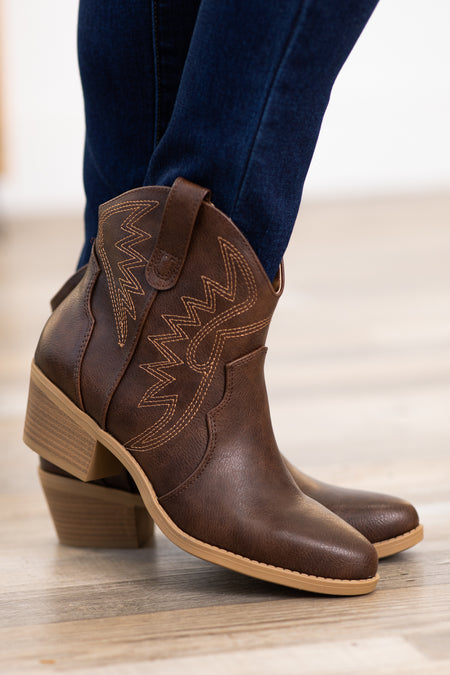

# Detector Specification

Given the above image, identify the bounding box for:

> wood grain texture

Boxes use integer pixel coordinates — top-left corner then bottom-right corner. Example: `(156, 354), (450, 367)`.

(1, 194), (449, 673)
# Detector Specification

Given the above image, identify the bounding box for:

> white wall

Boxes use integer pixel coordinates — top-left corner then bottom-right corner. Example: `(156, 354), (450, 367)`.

(1, 0), (84, 216)
(305, 0), (450, 198)
(1, 0), (450, 218)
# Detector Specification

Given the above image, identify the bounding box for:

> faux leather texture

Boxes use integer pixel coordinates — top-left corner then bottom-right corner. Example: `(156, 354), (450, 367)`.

(286, 460), (419, 544)
(35, 249), (100, 410)
(34, 177), (377, 580)
(160, 347), (377, 579)
(39, 184), (418, 550)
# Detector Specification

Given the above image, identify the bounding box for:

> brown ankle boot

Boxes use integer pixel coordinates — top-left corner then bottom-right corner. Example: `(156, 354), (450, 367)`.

(37, 243), (422, 559)
(24, 177), (378, 595)
(284, 461), (422, 558)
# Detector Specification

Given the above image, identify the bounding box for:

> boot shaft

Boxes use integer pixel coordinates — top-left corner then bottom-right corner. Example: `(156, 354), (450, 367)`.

(35, 178), (283, 495)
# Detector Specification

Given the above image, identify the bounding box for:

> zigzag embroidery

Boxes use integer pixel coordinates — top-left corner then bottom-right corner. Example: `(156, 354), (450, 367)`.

(98, 200), (158, 347)
(137, 330), (184, 435)
(129, 237), (270, 450)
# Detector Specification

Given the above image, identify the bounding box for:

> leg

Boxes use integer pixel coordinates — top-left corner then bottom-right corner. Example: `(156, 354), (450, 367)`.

(146, 0), (380, 280)
(77, 0), (200, 266)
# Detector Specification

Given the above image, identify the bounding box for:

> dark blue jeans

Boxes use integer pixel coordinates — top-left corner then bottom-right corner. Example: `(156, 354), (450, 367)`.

(78, 0), (379, 280)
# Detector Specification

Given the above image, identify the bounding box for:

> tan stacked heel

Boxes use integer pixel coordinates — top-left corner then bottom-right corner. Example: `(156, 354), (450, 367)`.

(39, 468), (153, 548)
(24, 361), (123, 482)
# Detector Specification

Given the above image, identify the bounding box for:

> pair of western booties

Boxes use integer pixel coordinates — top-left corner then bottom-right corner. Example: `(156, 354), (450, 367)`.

(24, 177), (423, 595)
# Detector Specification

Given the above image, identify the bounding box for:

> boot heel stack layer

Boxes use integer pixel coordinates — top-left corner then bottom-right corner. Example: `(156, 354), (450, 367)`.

(39, 468), (153, 548)
(24, 361), (123, 482)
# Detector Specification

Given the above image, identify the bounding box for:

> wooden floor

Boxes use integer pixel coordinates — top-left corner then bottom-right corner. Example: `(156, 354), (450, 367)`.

(1, 194), (450, 673)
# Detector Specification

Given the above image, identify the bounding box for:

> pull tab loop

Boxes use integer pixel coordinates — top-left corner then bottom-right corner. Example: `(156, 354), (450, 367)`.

(146, 177), (210, 290)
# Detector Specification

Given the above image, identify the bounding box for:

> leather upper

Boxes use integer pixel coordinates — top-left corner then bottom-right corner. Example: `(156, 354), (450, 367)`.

(35, 177), (377, 580)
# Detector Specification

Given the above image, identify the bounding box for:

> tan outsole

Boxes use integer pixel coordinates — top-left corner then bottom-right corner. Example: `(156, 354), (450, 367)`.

(374, 524), (424, 559)
(24, 361), (379, 596)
